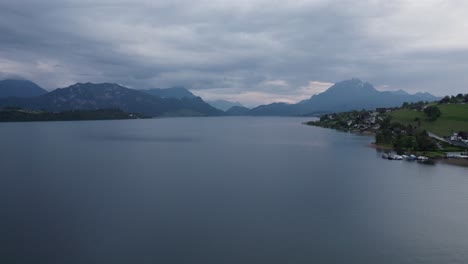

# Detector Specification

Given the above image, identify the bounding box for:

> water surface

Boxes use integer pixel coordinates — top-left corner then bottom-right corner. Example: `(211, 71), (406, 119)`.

(1, 117), (467, 264)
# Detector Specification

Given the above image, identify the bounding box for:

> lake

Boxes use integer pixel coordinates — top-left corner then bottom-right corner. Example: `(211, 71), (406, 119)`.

(1, 117), (468, 264)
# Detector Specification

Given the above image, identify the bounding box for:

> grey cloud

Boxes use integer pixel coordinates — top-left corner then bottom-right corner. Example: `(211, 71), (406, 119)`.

(0, 0), (467, 105)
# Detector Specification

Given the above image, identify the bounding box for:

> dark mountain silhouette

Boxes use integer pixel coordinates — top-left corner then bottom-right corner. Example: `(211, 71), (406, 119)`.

(248, 103), (298, 116)
(0, 79), (47, 98)
(207, 100), (244, 111)
(0, 82), (223, 117)
(140, 87), (195, 99)
(225, 106), (251, 116)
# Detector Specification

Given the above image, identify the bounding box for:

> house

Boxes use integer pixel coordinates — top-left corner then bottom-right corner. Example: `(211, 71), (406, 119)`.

(451, 132), (468, 142)
(451, 133), (461, 141)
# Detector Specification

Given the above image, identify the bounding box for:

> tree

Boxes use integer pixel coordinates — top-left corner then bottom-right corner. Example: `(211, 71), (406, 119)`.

(395, 135), (417, 150)
(423, 106), (441, 121)
(406, 124), (416, 134)
(320, 114), (329, 122)
(375, 129), (393, 145)
(415, 130), (437, 151)
(440, 96), (451, 104)
(459, 131), (468, 140)
(379, 116), (392, 129)
(414, 117), (421, 126)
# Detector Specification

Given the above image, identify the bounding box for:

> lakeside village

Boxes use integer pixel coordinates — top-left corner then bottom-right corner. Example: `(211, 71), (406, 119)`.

(307, 99), (468, 162)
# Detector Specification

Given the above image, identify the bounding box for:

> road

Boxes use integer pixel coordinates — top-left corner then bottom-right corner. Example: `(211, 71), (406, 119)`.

(428, 131), (468, 148)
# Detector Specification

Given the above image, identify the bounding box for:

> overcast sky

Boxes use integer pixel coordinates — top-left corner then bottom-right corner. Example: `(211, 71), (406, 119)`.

(1, 0), (467, 107)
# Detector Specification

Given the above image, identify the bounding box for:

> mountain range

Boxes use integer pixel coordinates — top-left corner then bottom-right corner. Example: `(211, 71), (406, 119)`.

(247, 79), (440, 116)
(139, 88), (246, 112)
(0, 81), (222, 117)
(0, 78), (441, 117)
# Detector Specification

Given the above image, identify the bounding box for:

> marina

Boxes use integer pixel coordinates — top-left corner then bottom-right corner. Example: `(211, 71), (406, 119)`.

(382, 152), (468, 162)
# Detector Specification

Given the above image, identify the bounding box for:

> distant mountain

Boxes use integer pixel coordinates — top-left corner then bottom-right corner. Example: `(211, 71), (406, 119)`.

(388, 89), (438, 101)
(413, 92), (440, 102)
(140, 87), (195, 99)
(298, 79), (440, 112)
(0, 83), (223, 117)
(207, 100), (244, 111)
(225, 106), (251, 116)
(0, 79), (47, 98)
(389, 89), (409, 96)
(248, 79), (440, 116)
(248, 103), (298, 116)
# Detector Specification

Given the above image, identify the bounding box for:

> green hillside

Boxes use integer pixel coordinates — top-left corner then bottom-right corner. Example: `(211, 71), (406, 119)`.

(389, 104), (468, 137)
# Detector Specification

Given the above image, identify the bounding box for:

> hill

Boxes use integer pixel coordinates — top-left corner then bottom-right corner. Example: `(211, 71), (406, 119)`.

(307, 100), (468, 156)
(248, 79), (439, 116)
(389, 104), (468, 137)
(140, 87), (195, 99)
(225, 106), (251, 116)
(0, 79), (47, 98)
(207, 100), (244, 111)
(0, 83), (223, 117)
(248, 102), (300, 116)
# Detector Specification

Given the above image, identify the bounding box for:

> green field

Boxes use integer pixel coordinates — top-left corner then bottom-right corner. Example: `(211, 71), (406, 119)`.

(389, 104), (468, 137)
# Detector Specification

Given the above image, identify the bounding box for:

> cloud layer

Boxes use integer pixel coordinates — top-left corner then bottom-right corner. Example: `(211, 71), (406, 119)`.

(1, 0), (467, 106)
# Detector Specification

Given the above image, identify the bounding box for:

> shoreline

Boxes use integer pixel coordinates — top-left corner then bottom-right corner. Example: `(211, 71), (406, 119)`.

(307, 123), (468, 168)
(439, 158), (468, 167)
(369, 142), (468, 167)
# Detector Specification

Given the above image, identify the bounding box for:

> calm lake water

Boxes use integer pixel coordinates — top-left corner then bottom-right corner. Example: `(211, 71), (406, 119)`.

(1, 117), (468, 264)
